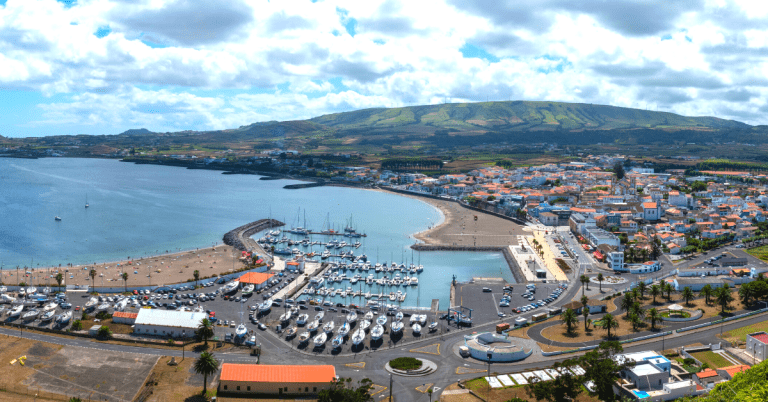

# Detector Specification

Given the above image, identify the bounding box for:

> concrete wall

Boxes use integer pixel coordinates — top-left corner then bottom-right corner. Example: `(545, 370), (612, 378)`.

(134, 324), (198, 338)
(746, 334), (767, 361)
(219, 380), (330, 395)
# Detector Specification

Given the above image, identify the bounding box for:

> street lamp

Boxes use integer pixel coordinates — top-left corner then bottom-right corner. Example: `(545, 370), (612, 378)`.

(182, 330), (185, 360)
(486, 349), (493, 398)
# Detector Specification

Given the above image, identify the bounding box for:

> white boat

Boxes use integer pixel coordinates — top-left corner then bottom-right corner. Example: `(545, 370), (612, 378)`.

(376, 315), (388, 326)
(364, 311), (374, 321)
(352, 328), (365, 345)
(331, 334), (344, 348)
(41, 310), (55, 322)
(428, 322), (438, 331)
(410, 277), (419, 286)
(371, 324), (384, 340)
(279, 312), (291, 322)
(55, 311), (72, 325)
(360, 319), (371, 332)
(96, 303), (110, 311)
(0, 286), (7, 293)
(54, 216), (62, 221)
(85, 193), (89, 208)
(338, 321), (350, 337)
(43, 302), (58, 311)
(18, 288), (26, 296)
(27, 287), (37, 295)
(395, 311), (403, 321)
(313, 332), (327, 346)
(116, 298), (129, 311)
(286, 325), (298, 337)
(391, 321), (404, 333)
(259, 300), (272, 314)
(346, 311), (357, 324)
(22, 309), (39, 321)
(85, 297), (98, 309)
(297, 314), (309, 325)
(42, 287), (51, 294)
(222, 280), (239, 294)
(235, 323), (247, 338)
(323, 321), (335, 334)
(1, 294), (17, 304)
(9, 305), (23, 317)
(307, 320), (320, 332)
(412, 323), (422, 334)
(315, 311), (325, 322)
(298, 331), (311, 343)
(418, 314), (427, 325)
(241, 284), (255, 295)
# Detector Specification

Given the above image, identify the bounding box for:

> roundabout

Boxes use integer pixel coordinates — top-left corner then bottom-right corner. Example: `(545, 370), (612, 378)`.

(385, 357), (437, 377)
(589, 275), (626, 285)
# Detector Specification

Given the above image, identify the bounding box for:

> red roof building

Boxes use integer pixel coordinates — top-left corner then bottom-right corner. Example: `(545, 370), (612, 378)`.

(218, 364), (336, 396)
(239, 272), (274, 289)
(112, 311), (138, 324)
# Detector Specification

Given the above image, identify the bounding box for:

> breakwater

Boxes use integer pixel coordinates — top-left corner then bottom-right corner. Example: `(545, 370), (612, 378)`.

(410, 244), (525, 283)
(223, 219), (284, 251)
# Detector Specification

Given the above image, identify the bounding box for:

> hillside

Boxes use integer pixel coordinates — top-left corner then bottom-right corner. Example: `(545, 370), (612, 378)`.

(310, 101), (748, 132)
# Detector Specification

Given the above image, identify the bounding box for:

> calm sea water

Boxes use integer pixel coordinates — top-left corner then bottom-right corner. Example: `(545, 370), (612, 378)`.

(0, 158), (513, 307)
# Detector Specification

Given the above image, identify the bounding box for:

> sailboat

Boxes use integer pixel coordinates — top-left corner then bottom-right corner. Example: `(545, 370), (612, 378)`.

(370, 324), (384, 340)
(298, 331), (311, 343)
(54, 215), (61, 221)
(85, 194), (89, 208)
(390, 321), (404, 334)
(313, 332), (327, 346)
(235, 302), (248, 338)
(352, 328), (365, 345)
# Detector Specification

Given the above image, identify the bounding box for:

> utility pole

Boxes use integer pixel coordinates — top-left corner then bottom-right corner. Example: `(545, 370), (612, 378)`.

(389, 373), (392, 401)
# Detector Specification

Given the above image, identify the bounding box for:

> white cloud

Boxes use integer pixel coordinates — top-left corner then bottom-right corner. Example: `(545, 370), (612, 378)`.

(2, 0), (768, 135)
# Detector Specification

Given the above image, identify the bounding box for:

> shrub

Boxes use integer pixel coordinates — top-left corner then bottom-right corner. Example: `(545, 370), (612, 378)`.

(389, 357), (422, 371)
(683, 357), (696, 366)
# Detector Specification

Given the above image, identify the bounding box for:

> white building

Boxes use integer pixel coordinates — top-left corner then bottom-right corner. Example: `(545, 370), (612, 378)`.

(747, 332), (768, 362)
(133, 309), (207, 338)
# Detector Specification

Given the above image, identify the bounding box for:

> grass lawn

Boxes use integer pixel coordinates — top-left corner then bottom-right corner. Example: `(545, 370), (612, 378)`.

(720, 320), (768, 343)
(463, 377), (601, 402)
(689, 351), (732, 369)
(747, 245), (768, 261)
(540, 314), (666, 343)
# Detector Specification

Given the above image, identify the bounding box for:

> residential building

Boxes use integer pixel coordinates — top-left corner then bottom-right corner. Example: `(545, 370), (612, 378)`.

(218, 364), (336, 396)
(132, 309), (207, 338)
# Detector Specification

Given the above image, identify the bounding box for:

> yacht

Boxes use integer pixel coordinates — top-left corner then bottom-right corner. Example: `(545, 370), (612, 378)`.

(235, 323), (248, 338)
(0, 286), (7, 292)
(85, 297), (98, 310)
(41, 310), (55, 322)
(331, 334), (344, 348)
(222, 280), (239, 294)
(428, 322), (439, 332)
(338, 321), (350, 337)
(8, 305), (23, 318)
(346, 311), (357, 324)
(359, 319), (371, 332)
(323, 321), (335, 334)
(412, 323), (422, 335)
(258, 300), (272, 314)
(27, 286), (37, 295)
(43, 301), (58, 311)
(315, 311), (325, 322)
(410, 277), (419, 286)
(22, 309), (39, 321)
(352, 328), (366, 345)
(18, 288), (26, 297)
(298, 332), (311, 343)
(279, 312), (291, 323)
(286, 326), (298, 338)
(313, 332), (327, 347)
(96, 303), (110, 312)
(297, 314), (309, 325)
(1, 294), (16, 304)
(364, 311), (374, 321)
(390, 321), (404, 334)
(418, 314), (427, 325)
(54, 216), (62, 221)
(55, 311), (72, 326)
(395, 311), (403, 322)
(241, 284), (254, 296)
(376, 315), (387, 326)
(370, 324), (384, 340)
(307, 320), (320, 332)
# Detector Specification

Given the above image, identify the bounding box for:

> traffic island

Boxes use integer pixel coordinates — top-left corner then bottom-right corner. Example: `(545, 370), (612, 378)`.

(385, 357), (437, 376)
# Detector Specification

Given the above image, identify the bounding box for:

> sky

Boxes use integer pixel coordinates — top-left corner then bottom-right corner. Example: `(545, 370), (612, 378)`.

(2, 0), (768, 137)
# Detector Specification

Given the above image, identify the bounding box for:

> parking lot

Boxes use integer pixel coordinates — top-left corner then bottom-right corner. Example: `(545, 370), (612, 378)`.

(454, 281), (569, 324)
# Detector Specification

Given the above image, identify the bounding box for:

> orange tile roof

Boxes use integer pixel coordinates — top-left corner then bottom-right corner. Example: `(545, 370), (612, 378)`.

(220, 364), (336, 383)
(113, 312), (138, 319)
(696, 369), (719, 379)
(721, 364), (750, 378)
(239, 272), (274, 285)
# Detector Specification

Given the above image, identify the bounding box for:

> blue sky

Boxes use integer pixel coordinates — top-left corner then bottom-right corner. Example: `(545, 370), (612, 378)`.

(1, 0), (767, 137)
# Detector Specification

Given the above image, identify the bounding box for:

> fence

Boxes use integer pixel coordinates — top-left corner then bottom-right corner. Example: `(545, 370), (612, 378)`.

(675, 307), (768, 333)
(540, 330), (674, 357)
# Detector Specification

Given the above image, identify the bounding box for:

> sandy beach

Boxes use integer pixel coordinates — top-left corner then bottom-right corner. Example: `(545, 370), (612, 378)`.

(2, 244), (251, 289)
(379, 190), (528, 247)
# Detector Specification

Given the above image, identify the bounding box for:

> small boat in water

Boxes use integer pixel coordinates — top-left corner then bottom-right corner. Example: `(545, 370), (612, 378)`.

(371, 324), (384, 340)
(412, 323), (422, 335)
(313, 332), (327, 346)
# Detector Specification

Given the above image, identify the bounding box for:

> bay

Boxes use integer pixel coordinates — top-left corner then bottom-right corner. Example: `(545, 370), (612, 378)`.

(0, 158), (513, 307)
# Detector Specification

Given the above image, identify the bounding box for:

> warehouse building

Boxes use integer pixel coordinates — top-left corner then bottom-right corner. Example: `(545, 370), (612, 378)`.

(239, 272), (275, 291)
(218, 363), (336, 396)
(133, 309), (207, 338)
(112, 311), (138, 325)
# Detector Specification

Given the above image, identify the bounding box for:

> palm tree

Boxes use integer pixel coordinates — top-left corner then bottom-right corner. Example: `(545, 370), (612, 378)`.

(620, 293), (634, 316)
(561, 308), (578, 335)
(89, 269), (96, 292)
(55, 272), (63, 291)
(197, 318), (215, 346)
(650, 284), (661, 304)
(700, 284), (713, 305)
(582, 306), (590, 331)
(631, 302), (645, 320)
(664, 282), (674, 300)
(193, 270), (200, 288)
(601, 313), (619, 338)
(629, 313), (641, 331)
(716, 285), (734, 315)
(194, 351), (219, 396)
(647, 308), (662, 330)
(122, 272), (128, 293)
(580, 275), (589, 296)
(581, 295), (589, 309)
(597, 273), (604, 293)
(681, 287), (695, 307)
(637, 281), (647, 299)
(739, 283), (755, 308)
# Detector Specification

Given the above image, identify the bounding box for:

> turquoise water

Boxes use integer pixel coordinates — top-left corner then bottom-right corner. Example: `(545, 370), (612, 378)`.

(0, 158), (514, 307)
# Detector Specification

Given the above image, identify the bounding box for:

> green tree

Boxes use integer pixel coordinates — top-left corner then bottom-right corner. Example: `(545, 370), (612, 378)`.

(630, 302), (645, 320)
(647, 308), (662, 330)
(193, 269), (200, 288)
(71, 319), (83, 331)
(55, 272), (64, 291)
(581, 295), (589, 309)
(194, 351), (220, 396)
(664, 282), (674, 300)
(613, 162), (625, 180)
(637, 281), (647, 299)
(739, 282), (756, 307)
(561, 308), (578, 335)
(580, 275), (589, 296)
(650, 284), (661, 304)
(122, 272), (128, 293)
(600, 313), (619, 338)
(89, 268), (96, 291)
(525, 361), (582, 402)
(629, 313), (641, 331)
(197, 318), (215, 347)
(651, 236), (662, 260)
(681, 287), (695, 306)
(318, 377), (374, 402)
(620, 293), (634, 316)
(582, 306), (590, 331)
(597, 273), (604, 293)
(96, 325), (112, 339)
(716, 284), (734, 314)
(700, 284), (713, 305)
(582, 341), (634, 401)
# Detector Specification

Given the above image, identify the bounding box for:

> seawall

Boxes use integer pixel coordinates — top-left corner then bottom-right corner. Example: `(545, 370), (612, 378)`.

(223, 219), (285, 251)
(410, 244), (526, 284)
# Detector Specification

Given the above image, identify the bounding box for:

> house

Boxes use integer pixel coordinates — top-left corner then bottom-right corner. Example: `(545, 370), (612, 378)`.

(694, 368), (724, 389)
(561, 300), (606, 314)
(643, 202), (661, 221)
(218, 364), (336, 396)
(239, 272), (276, 290)
(132, 309), (207, 338)
(112, 311), (138, 325)
(539, 212), (559, 226)
(673, 277), (726, 292)
(716, 364), (750, 380)
(746, 332), (768, 361)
